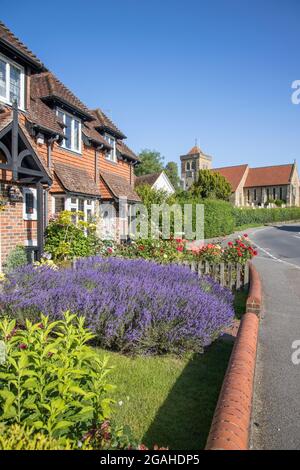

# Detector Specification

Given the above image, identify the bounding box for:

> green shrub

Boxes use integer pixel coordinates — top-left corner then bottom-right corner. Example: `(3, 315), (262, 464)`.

(3, 246), (28, 274)
(45, 211), (99, 261)
(0, 423), (89, 450)
(0, 312), (115, 441)
(176, 196), (235, 239)
(233, 206), (300, 228)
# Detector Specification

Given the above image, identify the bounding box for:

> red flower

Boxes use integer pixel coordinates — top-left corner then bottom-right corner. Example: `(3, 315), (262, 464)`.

(175, 238), (183, 243)
(228, 242), (233, 247)
(19, 343), (27, 350)
(138, 245), (145, 251)
(243, 234), (248, 238)
(253, 250), (258, 256)
(38, 323), (44, 329)
(176, 245), (184, 252)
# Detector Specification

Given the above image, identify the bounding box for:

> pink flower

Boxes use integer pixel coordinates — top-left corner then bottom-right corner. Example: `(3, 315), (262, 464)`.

(19, 343), (27, 350)
(107, 247), (113, 254)
(243, 234), (248, 238)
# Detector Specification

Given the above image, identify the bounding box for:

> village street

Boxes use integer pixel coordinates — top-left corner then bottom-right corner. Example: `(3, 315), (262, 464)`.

(248, 224), (300, 449)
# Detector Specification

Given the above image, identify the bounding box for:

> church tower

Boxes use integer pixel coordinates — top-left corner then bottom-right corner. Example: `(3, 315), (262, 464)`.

(180, 144), (212, 190)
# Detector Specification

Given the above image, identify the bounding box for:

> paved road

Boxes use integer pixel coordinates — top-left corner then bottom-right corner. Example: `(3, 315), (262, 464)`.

(248, 224), (300, 450)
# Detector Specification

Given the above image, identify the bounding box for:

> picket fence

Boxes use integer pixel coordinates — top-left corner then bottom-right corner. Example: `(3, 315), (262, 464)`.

(178, 260), (250, 290)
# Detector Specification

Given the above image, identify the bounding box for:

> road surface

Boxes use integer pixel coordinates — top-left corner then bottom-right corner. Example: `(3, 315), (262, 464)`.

(248, 223), (300, 450)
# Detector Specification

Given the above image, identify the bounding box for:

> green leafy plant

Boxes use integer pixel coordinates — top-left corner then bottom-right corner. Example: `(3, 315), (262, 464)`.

(3, 246), (28, 274)
(0, 423), (91, 450)
(0, 312), (115, 441)
(45, 211), (99, 261)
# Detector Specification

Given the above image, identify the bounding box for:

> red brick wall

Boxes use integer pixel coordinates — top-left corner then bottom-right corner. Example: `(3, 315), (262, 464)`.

(0, 182), (37, 270)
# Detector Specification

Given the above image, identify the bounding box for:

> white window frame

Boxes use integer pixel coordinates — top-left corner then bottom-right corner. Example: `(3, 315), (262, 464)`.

(56, 108), (82, 154)
(104, 133), (116, 162)
(0, 53), (25, 109)
(65, 196), (95, 222)
(23, 187), (37, 221)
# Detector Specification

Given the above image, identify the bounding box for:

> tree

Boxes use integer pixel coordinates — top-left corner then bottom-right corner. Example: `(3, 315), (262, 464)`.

(191, 169), (232, 200)
(135, 149), (164, 176)
(165, 161), (180, 190)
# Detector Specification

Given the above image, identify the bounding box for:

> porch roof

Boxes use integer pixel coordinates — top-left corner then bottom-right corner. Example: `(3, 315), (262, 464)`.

(100, 171), (141, 202)
(54, 162), (101, 197)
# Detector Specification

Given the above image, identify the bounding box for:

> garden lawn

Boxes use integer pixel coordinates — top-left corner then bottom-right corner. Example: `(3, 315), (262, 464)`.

(96, 340), (232, 450)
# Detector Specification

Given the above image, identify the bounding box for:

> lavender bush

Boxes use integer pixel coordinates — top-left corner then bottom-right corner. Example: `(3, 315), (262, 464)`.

(0, 257), (234, 354)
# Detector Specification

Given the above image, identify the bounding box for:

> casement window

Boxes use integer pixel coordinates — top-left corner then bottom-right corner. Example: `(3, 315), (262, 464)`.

(186, 162), (190, 171)
(52, 195), (94, 222)
(57, 108), (81, 153)
(23, 188), (37, 220)
(273, 187), (276, 199)
(280, 187), (283, 200)
(104, 134), (116, 162)
(254, 189), (257, 201)
(0, 54), (25, 108)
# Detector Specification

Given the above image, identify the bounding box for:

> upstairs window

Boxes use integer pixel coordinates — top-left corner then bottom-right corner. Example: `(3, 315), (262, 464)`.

(104, 134), (116, 162)
(0, 54), (24, 108)
(57, 108), (81, 153)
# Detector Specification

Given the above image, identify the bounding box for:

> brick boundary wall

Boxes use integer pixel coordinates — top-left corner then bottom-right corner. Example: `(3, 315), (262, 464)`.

(205, 262), (262, 450)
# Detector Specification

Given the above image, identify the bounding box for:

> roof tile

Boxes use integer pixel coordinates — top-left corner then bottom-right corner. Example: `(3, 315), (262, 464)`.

(54, 162), (100, 197)
(100, 171), (140, 202)
(245, 164), (293, 187)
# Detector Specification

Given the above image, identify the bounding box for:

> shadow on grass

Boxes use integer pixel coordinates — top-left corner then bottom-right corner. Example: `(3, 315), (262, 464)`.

(142, 339), (233, 450)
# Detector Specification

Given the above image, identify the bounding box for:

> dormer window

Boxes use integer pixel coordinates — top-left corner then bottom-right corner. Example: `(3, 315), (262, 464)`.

(104, 134), (116, 162)
(0, 53), (24, 108)
(57, 108), (81, 153)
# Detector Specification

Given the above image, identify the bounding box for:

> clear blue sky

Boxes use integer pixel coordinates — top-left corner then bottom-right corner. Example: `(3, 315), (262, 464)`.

(2, 0), (300, 169)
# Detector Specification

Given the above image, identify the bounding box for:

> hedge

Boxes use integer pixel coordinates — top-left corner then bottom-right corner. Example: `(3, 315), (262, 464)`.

(176, 197), (235, 239)
(233, 206), (300, 227)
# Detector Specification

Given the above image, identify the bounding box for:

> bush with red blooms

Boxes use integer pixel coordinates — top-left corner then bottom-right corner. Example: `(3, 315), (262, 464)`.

(222, 234), (258, 265)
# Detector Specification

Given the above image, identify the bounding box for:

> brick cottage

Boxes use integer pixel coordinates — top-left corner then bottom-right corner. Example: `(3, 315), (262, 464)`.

(0, 22), (140, 271)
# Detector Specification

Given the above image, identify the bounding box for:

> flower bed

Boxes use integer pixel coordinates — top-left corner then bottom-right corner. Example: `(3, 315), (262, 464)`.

(97, 235), (257, 266)
(0, 257), (234, 355)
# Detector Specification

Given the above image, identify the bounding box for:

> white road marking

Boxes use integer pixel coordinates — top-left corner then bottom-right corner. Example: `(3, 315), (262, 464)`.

(248, 234), (300, 271)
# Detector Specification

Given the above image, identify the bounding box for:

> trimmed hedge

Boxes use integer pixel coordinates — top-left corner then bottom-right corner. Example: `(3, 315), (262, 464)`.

(233, 206), (300, 227)
(176, 196), (235, 239)
(202, 199), (235, 238)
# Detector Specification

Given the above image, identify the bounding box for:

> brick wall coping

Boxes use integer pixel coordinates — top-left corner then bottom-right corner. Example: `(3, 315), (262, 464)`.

(205, 263), (262, 450)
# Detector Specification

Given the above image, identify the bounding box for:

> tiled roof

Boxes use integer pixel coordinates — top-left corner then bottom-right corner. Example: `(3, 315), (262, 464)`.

(212, 164), (248, 191)
(0, 108), (13, 131)
(54, 161), (100, 197)
(245, 164), (294, 188)
(0, 21), (46, 70)
(100, 171), (141, 202)
(91, 109), (126, 139)
(31, 72), (92, 118)
(135, 172), (162, 187)
(28, 96), (64, 136)
(82, 121), (111, 148)
(117, 141), (139, 161)
(188, 145), (202, 155)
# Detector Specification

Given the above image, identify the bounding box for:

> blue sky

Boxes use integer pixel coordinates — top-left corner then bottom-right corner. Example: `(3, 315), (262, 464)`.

(2, 0), (300, 169)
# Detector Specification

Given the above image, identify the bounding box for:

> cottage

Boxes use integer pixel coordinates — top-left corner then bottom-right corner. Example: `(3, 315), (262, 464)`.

(135, 171), (175, 195)
(0, 22), (140, 271)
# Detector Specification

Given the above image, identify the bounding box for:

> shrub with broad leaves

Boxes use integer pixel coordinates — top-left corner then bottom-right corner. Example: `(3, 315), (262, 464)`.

(0, 258), (234, 355)
(0, 312), (115, 442)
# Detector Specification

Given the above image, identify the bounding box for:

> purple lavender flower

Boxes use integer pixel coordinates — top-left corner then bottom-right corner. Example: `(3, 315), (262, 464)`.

(0, 257), (234, 354)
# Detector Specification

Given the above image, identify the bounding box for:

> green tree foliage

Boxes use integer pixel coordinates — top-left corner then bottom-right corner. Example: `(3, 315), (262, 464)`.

(135, 149), (164, 176)
(165, 161), (180, 190)
(191, 169), (232, 200)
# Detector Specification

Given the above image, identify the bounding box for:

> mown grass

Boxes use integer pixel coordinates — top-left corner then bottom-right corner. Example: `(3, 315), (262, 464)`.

(96, 340), (232, 450)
